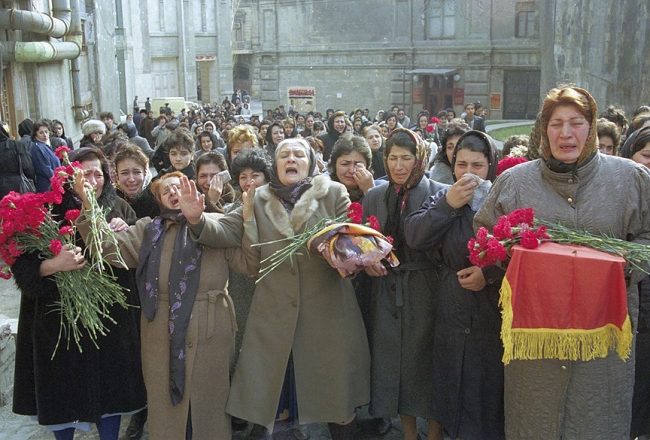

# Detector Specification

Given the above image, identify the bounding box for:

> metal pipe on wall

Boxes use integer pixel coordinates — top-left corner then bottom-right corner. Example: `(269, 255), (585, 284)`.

(0, 7), (69, 38)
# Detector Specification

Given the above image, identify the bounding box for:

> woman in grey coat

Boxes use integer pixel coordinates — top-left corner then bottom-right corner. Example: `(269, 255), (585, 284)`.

(474, 86), (650, 439)
(362, 128), (446, 440)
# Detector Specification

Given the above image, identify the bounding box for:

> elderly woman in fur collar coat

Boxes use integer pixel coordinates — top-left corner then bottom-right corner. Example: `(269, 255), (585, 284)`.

(194, 138), (370, 439)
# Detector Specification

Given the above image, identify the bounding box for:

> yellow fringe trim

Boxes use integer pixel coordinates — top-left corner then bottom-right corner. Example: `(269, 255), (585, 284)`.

(499, 277), (633, 365)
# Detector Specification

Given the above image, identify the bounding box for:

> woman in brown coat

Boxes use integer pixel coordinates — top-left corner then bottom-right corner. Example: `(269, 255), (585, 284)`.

(193, 138), (370, 439)
(76, 171), (247, 440)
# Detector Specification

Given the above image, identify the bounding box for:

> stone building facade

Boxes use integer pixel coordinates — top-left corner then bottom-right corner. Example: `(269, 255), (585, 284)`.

(234, 0), (649, 120)
(0, 0), (238, 141)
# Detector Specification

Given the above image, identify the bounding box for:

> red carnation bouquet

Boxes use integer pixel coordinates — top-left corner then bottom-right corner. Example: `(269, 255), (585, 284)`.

(0, 146), (129, 357)
(254, 202), (398, 281)
(469, 208), (650, 271)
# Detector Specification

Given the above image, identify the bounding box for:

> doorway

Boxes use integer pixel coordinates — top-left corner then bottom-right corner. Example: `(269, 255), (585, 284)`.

(425, 76), (454, 116)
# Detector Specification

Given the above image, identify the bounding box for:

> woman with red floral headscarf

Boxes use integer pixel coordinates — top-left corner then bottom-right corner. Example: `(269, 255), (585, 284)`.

(361, 128), (446, 440)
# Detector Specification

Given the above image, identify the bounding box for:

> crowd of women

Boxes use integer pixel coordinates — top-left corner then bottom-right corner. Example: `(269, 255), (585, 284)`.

(5, 85), (650, 440)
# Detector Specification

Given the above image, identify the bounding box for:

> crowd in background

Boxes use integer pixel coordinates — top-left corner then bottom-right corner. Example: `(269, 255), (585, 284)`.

(2, 85), (650, 440)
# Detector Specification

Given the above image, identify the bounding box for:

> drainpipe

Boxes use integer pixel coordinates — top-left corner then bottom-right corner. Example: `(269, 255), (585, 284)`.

(67, 0), (87, 120)
(180, 0), (188, 98)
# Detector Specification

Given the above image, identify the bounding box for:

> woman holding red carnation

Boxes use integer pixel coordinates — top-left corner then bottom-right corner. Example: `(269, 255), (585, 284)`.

(404, 130), (503, 439)
(474, 86), (650, 439)
(208, 138), (369, 439)
(361, 128), (447, 440)
(11, 147), (145, 440)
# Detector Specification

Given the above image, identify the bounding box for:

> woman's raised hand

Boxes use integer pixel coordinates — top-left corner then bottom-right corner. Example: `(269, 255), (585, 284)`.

(208, 173), (224, 204)
(178, 175), (205, 225)
(445, 174), (477, 209)
(109, 217), (129, 232)
(242, 180), (256, 221)
(353, 163), (375, 194)
(73, 171), (93, 210)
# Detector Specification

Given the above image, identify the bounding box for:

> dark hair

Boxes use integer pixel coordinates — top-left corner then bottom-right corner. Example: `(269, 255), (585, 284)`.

(313, 121), (325, 132)
(99, 111), (114, 121)
(328, 135), (373, 178)
(31, 119), (51, 140)
(434, 122), (469, 166)
(230, 148), (271, 184)
(102, 132), (129, 160)
(114, 144), (149, 171)
(631, 113), (650, 132)
(164, 129), (194, 153)
(451, 132), (498, 182)
(69, 147), (112, 195)
(633, 106), (650, 118)
(385, 130), (417, 156)
(596, 119), (621, 155)
(599, 105), (628, 128)
(265, 120), (284, 146)
(383, 111), (397, 122)
(195, 151), (228, 177)
(52, 119), (66, 137)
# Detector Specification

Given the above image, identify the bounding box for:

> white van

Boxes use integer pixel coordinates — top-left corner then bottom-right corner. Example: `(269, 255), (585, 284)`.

(150, 97), (187, 115)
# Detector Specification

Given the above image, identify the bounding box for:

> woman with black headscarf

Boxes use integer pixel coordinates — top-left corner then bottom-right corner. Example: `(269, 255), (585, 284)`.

(619, 126), (650, 439)
(361, 128), (446, 440)
(405, 131), (504, 439)
(264, 120), (285, 157)
(429, 122), (468, 184)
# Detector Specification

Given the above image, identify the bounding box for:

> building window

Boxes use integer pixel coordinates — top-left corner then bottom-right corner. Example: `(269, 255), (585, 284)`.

(426, 0), (455, 39)
(515, 2), (536, 38)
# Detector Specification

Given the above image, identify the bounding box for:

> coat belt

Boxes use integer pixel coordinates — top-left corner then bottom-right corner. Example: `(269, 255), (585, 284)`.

(156, 291), (237, 338)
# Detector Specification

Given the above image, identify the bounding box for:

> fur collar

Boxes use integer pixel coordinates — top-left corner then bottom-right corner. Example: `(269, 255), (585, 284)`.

(258, 174), (331, 238)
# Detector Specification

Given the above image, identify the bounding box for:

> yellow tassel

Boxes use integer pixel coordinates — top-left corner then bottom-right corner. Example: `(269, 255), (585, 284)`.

(499, 277), (633, 365)
(499, 277), (515, 364)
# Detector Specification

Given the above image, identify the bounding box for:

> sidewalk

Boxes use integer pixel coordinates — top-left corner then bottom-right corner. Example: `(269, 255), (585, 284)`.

(0, 278), (436, 439)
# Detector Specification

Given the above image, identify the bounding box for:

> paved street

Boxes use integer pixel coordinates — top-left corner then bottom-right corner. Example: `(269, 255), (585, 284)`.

(0, 278), (436, 439)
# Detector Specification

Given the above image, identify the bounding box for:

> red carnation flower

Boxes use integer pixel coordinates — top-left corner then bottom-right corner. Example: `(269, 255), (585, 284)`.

(58, 226), (74, 236)
(535, 225), (549, 240)
(347, 202), (363, 224)
(496, 157), (528, 176)
(475, 227), (489, 248)
(425, 124), (434, 133)
(493, 216), (513, 240)
(485, 237), (507, 262)
(64, 209), (81, 223)
(520, 229), (540, 249)
(431, 117), (440, 124)
(367, 215), (381, 232)
(49, 239), (63, 255)
(507, 208), (535, 227)
(0, 266), (11, 280)
(54, 145), (71, 160)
